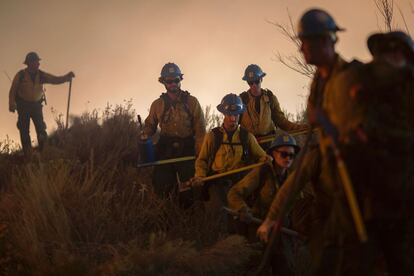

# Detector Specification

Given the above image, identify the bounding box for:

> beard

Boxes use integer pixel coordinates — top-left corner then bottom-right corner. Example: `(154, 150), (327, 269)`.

(166, 85), (180, 93)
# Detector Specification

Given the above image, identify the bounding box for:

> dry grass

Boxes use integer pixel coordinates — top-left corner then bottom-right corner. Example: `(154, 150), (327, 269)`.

(0, 103), (259, 275)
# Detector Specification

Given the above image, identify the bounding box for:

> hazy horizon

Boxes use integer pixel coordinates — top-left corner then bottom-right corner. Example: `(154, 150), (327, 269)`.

(1, 0), (412, 146)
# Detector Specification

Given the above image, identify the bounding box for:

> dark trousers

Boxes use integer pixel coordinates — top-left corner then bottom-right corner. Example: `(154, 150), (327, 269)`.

(152, 161), (195, 207)
(152, 135), (195, 207)
(16, 99), (47, 154)
(203, 174), (246, 233)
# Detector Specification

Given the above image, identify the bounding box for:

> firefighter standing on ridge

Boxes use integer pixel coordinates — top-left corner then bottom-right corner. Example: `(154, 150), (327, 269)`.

(141, 63), (206, 206)
(8, 51), (75, 156)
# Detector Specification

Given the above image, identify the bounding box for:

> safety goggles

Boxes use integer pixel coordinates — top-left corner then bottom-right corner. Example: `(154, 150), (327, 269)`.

(276, 150), (296, 159)
(164, 78), (181, 84)
(247, 80), (261, 86)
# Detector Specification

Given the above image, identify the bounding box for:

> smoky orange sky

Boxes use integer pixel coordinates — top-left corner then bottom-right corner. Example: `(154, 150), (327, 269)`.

(1, 0), (412, 146)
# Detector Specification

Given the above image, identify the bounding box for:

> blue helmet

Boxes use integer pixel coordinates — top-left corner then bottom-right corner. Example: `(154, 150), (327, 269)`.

(268, 133), (300, 153)
(217, 93), (246, 115)
(297, 9), (344, 38)
(367, 31), (414, 63)
(159, 62), (183, 81)
(242, 64), (266, 81)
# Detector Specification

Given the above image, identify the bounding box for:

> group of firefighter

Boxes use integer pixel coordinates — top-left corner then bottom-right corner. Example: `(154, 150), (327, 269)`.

(8, 7), (414, 276)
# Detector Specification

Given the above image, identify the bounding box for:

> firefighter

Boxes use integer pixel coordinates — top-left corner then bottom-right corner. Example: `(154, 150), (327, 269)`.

(228, 133), (305, 275)
(227, 133), (301, 233)
(141, 63), (206, 206)
(239, 64), (308, 148)
(8, 52), (75, 156)
(192, 93), (269, 218)
(257, 9), (366, 275)
(258, 10), (414, 276)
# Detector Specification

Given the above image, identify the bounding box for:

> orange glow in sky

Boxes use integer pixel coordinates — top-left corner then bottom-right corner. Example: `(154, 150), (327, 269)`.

(1, 0), (412, 145)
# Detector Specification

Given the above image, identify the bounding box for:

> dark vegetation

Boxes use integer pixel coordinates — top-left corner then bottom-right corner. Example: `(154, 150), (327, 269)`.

(0, 103), (262, 275)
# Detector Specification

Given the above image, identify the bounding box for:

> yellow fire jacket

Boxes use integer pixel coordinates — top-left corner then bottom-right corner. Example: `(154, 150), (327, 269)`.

(143, 90), (206, 153)
(9, 69), (70, 108)
(240, 89), (306, 136)
(265, 146), (321, 221)
(195, 126), (268, 178)
(227, 163), (287, 219)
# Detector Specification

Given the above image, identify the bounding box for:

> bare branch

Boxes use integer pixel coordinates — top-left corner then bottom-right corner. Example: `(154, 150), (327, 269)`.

(267, 9), (315, 78)
(374, 0), (394, 31)
(272, 52), (314, 78)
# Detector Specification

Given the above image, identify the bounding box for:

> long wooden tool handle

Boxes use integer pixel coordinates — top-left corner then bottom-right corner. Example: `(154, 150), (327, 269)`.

(202, 162), (265, 182)
(137, 156), (196, 168)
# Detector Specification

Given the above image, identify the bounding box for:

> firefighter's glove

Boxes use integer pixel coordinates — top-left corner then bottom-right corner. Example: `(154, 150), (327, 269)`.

(190, 176), (204, 188)
(239, 207), (254, 224)
(257, 218), (276, 243)
(189, 176), (204, 200)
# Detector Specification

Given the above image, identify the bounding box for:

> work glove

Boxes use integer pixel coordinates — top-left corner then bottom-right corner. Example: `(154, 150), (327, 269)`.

(239, 207), (254, 224)
(187, 176), (204, 200)
(256, 218), (276, 243)
(190, 176), (204, 187)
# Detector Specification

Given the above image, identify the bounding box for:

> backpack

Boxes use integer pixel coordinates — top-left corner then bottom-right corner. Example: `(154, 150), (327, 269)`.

(207, 127), (250, 173)
(239, 89), (274, 106)
(239, 89), (274, 121)
(160, 91), (193, 124)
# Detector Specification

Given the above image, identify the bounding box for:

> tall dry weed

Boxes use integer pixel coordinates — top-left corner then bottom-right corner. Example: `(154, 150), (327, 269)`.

(0, 103), (257, 275)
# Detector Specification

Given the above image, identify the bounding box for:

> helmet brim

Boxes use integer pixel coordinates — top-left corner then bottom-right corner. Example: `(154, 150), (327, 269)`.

(242, 73), (266, 81)
(268, 144), (301, 154)
(216, 104), (245, 115)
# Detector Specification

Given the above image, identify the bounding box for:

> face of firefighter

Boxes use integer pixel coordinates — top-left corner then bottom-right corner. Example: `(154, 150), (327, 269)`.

(272, 146), (296, 169)
(300, 35), (336, 66)
(223, 114), (239, 132)
(27, 59), (40, 72)
(247, 79), (262, 96)
(163, 77), (181, 93)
